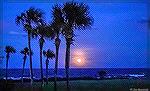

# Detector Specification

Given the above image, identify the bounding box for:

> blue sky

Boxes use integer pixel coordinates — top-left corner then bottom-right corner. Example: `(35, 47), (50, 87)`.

(0, 0), (149, 68)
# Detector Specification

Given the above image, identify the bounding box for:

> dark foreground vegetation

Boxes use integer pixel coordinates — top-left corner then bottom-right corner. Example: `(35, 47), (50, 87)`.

(0, 79), (150, 91)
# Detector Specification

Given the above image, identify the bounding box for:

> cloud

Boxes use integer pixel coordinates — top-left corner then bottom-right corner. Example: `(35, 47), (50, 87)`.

(9, 31), (27, 36)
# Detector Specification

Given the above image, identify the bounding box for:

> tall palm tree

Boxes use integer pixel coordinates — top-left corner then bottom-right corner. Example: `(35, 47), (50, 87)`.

(50, 5), (64, 90)
(62, 2), (93, 89)
(35, 23), (55, 85)
(16, 7), (44, 84)
(4, 46), (16, 83)
(20, 47), (31, 83)
(43, 49), (55, 85)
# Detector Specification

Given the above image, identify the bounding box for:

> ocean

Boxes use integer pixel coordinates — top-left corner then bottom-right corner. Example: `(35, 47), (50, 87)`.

(0, 68), (150, 79)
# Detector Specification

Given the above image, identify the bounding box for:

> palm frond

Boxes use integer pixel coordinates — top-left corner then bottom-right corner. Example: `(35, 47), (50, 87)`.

(20, 50), (25, 54)
(47, 49), (55, 59)
(60, 2), (93, 43)
(62, 2), (93, 29)
(16, 7), (44, 37)
(43, 49), (55, 59)
(44, 25), (55, 40)
(33, 24), (55, 40)
(31, 28), (38, 38)
(15, 16), (22, 25)
(43, 50), (47, 57)
(52, 4), (64, 25)
(26, 7), (44, 24)
(20, 47), (33, 56)
(20, 47), (29, 55)
(5, 46), (16, 54)
(15, 12), (26, 25)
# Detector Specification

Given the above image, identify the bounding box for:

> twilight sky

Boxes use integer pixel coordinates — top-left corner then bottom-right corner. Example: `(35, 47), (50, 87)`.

(0, 0), (149, 68)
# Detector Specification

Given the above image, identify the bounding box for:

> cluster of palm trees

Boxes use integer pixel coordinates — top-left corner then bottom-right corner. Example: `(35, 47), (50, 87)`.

(4, 1), (93, 89)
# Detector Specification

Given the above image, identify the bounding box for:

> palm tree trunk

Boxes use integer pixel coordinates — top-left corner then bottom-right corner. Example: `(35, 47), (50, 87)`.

(65, 40), (71, 90)
(22, 56), (26, 83)
(6, 54), (9, 84)
(54, 37), (60, 91)
(28, 32), (33, 84)
(46, 58), (48, 85)
(40, 43), (44, 85)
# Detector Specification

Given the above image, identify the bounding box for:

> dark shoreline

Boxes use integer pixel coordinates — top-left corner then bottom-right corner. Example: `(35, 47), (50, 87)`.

(1, 79), (150, 91)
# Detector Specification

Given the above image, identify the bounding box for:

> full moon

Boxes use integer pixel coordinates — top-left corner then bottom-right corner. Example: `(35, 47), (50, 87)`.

(77, 59), (81, 63)
(72, 49), (86, 66)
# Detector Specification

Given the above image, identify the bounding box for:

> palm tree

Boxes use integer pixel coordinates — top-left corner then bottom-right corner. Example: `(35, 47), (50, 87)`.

(35, 23), (55, 85)
(20, 47), (31, 83)
(16, 7), (44, 84)
(50, 5), (64, 90)
(43, 49), (55, 85)
(4, 46), (16, 83)
(62, 2), (93, 89)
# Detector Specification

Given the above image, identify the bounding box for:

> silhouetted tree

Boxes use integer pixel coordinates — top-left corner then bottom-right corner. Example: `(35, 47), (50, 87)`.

(4, 46), (16, 83)
(43, 49), (55, 85)
(16, 7), (44, 84)
(20, 47), (33, 83)
(62, 2), (93, 89)
(50, 4), (64, 90)
(34, 22), (55, 85)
